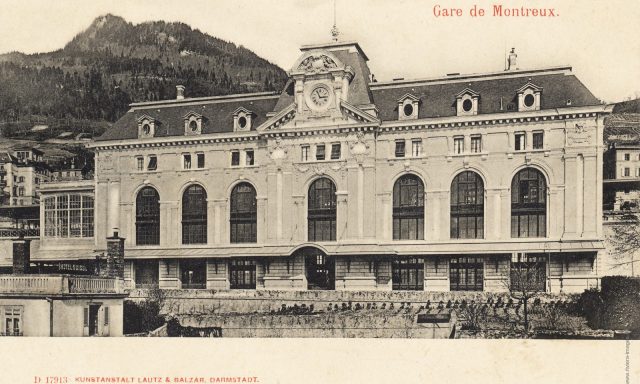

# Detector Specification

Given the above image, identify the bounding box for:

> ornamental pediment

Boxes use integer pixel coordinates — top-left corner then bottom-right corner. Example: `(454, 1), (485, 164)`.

(517, 82), (543, 94)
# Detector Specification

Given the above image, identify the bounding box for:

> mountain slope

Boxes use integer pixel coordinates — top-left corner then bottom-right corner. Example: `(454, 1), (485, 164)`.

(0, 14), (287, 140)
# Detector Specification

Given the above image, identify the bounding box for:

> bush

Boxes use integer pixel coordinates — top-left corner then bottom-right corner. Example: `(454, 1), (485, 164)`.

(578, 277), (640, 332)
(123, 296), (166, 335)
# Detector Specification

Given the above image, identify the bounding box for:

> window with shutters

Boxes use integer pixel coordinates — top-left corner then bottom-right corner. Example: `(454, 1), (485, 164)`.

(330, 143), (341, 160)
(1, 306), (23, 336)
(395, 140), (406, 158)
(147, 155), (157, 171)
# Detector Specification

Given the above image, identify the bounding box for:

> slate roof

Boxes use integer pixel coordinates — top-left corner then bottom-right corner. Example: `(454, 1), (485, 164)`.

(370, 68), (601, 121)
(96, 93), (280, 141)
(98, 48), (603, 142)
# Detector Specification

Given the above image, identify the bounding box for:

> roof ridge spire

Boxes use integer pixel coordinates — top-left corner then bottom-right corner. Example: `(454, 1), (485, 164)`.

(331, 0), (340, 42)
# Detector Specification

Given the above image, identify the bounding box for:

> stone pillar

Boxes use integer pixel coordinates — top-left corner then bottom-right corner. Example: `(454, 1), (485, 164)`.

(107, 180), (121, 235)
(292, 195), (305, 242)
(256, 196), (268, 244)
(378, 192), (392, 241)
(563, 155), (578, 237)
(336, 191), (349, 241)
(12, 236), (31, 275)
(212, 199), (227, 244)
(106, 232), (125, 278)
(276, 170), (283, 241)
(159, 200), (176, 247)
(357, 164), (365, 239)
(486, 188), (503, 240)
(206, 199), (216, 246)
(500, 189), (511, 239)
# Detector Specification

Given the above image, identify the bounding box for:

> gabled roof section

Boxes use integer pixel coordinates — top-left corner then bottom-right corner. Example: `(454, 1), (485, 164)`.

(397, 93), (420, 103)
(136, 114), (156, 123)
(233, 106), (254, 115)
(340, 100), (380, 123)
(455, 88), (480, 99)
(256, 103), (297, 131)
(517, 81), (543, 93)
(183, 111), (204, 119)
(97, 93), (279, 142)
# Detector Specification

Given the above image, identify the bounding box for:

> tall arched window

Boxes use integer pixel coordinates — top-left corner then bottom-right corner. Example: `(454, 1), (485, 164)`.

(182, 184), (207, 244)
(308, 178), (336, 241)
(393, 174), (425, 240)
(511, 168), (547, 237)
(450, 171), (484, 239)
(230, 183), (257, 243)
(136, 187), (160, 245)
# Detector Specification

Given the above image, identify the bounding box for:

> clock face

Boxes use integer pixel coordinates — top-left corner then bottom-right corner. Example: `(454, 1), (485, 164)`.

(310, 86), (330, 107)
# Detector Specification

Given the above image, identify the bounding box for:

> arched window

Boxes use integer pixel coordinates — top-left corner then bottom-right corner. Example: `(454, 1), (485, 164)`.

(308, 178), (336, 241)
(136, 187), (160, 245)
(450, 171), (484, 239)
(230, 183), (257, 243)
(511, 168), (547, 237)
(182, 185), (207, 244)
(393, 174), (425, 240)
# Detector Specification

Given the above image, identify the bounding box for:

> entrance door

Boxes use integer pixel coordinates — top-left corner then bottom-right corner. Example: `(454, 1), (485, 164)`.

(88, 304), (100, 336)
(305, 250), (335, 290)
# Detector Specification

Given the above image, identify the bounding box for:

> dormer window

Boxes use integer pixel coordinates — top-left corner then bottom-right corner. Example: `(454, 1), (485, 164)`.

(233, 107), (253, 132)
(517, 82), (542, 111)
(184, 112), (204, 135)
(137, 115), (157, 138)
(455, 88), (480, 116)
(397, 94), (419, 120)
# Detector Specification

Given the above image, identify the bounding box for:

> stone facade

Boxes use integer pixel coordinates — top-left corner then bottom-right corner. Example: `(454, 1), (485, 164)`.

(78, 40), (613, 294)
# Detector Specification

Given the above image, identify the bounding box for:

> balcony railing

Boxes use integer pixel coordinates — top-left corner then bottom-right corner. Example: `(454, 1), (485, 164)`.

(0, 228), (40, 238)
(0, 275), (125, 295)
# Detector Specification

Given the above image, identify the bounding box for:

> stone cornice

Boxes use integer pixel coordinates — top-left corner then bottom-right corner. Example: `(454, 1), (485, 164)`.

(90, 105), (612, 151)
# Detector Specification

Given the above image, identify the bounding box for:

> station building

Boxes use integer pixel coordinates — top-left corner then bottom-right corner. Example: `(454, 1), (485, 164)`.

(17, 40), (613, 294)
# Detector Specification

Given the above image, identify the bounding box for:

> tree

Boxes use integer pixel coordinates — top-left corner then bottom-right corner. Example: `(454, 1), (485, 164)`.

(502, 255), (547, 332)
(607, 210), (640, 275)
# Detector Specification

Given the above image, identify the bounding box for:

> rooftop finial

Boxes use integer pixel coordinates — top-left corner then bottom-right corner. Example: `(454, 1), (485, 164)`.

(331, 0), (339, 42)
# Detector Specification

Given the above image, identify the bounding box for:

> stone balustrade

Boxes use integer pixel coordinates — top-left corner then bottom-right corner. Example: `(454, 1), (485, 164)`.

(0, 275), (125, 295)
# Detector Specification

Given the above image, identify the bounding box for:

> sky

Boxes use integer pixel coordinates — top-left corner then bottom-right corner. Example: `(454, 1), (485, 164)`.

(0, 0), (638, 103)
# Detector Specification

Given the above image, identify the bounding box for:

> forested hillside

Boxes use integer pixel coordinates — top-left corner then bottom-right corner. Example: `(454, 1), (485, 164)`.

(0, 14), (287, 140)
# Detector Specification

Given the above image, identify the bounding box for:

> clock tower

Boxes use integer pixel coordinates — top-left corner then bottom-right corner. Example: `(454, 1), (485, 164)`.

(289, 48), (355, 119)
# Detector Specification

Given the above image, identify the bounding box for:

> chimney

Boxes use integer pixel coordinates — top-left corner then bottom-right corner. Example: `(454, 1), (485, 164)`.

(12, 234), (31, 275)
(105, 231), (125, 278)
(507, 48), (518, 71)
(176, 85), (185, 100)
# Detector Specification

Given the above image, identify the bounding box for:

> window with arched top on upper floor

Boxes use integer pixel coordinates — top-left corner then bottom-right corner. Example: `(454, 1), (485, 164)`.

(308, 178), (336, 242)
(135, 187), (160, 245)
(392, 174), (425, 240)
(182, 185), (207, 244)
(450, 171), (484, 239)
(230, 183), (257, 243)
(511, 168), (547, 238)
